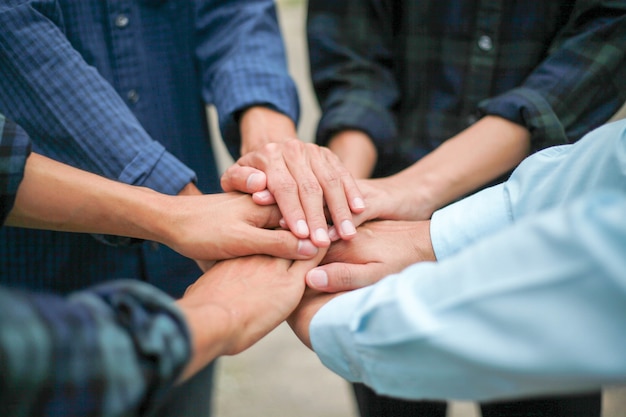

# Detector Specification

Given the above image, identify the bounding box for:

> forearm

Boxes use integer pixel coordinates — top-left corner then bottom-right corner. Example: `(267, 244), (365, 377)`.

(0, 281), (190, 417)
(387, 115), (530, 219)
(5, 153), (174, 242)
(311, 191), (626, 401)
(327, 130), (378, 179)
(432, 118), (626, 260)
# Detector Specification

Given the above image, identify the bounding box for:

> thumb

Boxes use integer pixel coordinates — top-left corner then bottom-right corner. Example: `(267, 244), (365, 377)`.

(306, 262), (388, 293)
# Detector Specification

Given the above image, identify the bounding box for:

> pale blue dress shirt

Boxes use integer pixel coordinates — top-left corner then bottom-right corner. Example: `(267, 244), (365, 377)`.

(310, 119), (626, 401)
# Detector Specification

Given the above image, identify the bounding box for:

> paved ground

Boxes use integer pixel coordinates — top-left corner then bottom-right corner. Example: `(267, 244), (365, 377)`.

(211, 2), (626, 417)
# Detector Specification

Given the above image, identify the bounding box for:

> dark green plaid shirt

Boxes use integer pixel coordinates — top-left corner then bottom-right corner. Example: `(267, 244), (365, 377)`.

(0, 115), (190, 417)
(308, 0), (626, 176)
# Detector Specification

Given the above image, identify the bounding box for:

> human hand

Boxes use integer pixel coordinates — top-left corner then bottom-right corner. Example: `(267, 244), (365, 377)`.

(177, 248), (326, 379)
(157, 192), (319, 264)
(308, 220), (435, 292)
(221, 141), (366, 247)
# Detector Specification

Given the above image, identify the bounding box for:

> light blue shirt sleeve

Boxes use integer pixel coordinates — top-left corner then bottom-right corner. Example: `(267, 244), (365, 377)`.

(431, 119), (626, 260)
(310, 119), (626, 401)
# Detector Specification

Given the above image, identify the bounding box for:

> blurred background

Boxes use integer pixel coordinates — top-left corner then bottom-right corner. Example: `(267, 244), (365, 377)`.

(210, 1), (626, 416)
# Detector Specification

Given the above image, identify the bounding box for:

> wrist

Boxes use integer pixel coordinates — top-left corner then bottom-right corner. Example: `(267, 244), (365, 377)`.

(408, 220), (436, 262)
(327, 130), (377, 179)
(239, 106), (297, 155)
(175, 301), (232, 382)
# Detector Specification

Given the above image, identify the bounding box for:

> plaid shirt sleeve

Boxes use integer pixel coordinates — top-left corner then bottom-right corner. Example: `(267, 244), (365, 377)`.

(0, 114), (31, 225)
(0, 280), (191, 417)
(307, 0), (400, 149)
(195, 0), (300, 158)
(478, 0), (626, 150)
(0, 0), (195, 195)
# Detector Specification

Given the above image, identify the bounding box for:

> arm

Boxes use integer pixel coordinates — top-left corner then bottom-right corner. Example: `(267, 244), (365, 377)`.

(197, 0), (364, 245)
(0, 280), (191, 417)
(291, 190), (626, 401)
(0, 1), (194, 195)
(312, 119), (626, 291)
(6, 153), (319, 262)
(0, 248), (326, 417)
(1, 116), (318, 262)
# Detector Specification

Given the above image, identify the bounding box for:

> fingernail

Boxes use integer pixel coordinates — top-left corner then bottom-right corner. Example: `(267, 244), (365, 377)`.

(315, 228), (330, 243)
(246, 173), (263, 190)
(341, 220), (356, 236)
(279, 218), (287, 229)
(307, 269), (328, 288)
(328, 226), (339, 241)
(297, 239), (318, 256)
(353, 197), (365, 210)
(296, 220), (309, 237)
(254, 189), (272, 201)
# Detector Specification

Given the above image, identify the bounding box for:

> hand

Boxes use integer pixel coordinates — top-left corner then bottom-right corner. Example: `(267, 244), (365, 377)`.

(221, 141), (366, 246)
(308, 220), (435, 292)
(157, 192), (320, 263)
(177, 248), (327, 379)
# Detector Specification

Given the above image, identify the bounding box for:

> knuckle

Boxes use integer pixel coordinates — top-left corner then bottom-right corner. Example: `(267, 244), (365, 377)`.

(299, 179), (323, 195)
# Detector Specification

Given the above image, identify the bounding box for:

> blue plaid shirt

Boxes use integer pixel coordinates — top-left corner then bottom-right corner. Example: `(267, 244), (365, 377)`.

(0, 0), (298, 296)
(308, 0), (626, 177)
(0, 114), (190, 417)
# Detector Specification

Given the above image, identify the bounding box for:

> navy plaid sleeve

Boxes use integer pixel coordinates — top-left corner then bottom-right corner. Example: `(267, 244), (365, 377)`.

(479, 1), (626, 150)
(0, 280), (191, 417)
(308, 0), (400, 151)
(0, 1), (195, 195)
(195, 0), (300, 158)
(0, 114), (31, 225)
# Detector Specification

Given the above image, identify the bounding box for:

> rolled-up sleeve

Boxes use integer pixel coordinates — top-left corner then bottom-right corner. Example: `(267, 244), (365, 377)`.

(0, 0), (195, 195)
(0, 115), (31, 225)
(478, 1), (626, 149)
(195, 0), (299, 158)
(0, 280), (191, 417)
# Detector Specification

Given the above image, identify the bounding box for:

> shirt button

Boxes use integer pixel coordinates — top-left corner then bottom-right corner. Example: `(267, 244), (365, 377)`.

(115, 14), (129, 28)
(477, 35), (493, 51)
(127, 89), (140, 104)
(466, 114), (479, 125)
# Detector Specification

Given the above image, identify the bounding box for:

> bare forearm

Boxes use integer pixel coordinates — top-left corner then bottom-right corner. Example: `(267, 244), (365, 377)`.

(327, 130), (377, 179)
(391, 115), (531, 218)
(6, 153), (173, 242)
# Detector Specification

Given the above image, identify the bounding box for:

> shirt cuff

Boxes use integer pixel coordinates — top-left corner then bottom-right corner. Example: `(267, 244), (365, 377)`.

(310, 290), (368, 383)
(430, 184), (512, 260)
(118, 143), (197, 196)
(478, 87), (568, 151)
(211, 71), (299, 159)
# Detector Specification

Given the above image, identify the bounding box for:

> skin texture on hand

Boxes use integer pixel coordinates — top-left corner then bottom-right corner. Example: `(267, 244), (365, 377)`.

(221, 139), (364, 247)
(177, 248), (327, 380)
(308, 219), (435, 292)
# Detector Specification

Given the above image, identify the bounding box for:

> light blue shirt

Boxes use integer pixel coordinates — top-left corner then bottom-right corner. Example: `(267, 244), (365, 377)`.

(310, 119), (626, 401)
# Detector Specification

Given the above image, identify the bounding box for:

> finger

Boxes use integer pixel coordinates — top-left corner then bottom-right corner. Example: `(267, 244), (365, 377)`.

(221, 164), (267, 193)
(253, 144), (311, 239)
(305, 262), (388, 293)
(282, 142), (330, 247)
(237, 228), (321, 260)
(309, 149), (358, 240)
(288, 245), (328, 275)
(252, 189), (277, 205)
